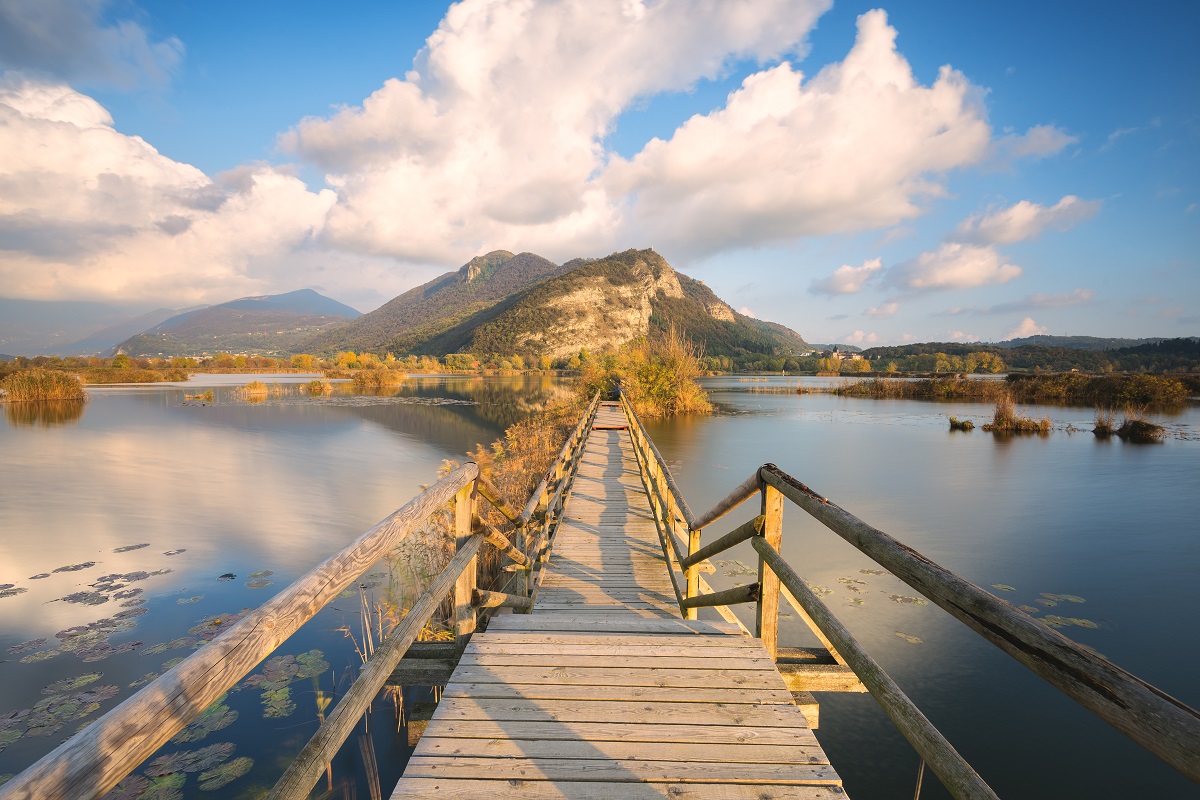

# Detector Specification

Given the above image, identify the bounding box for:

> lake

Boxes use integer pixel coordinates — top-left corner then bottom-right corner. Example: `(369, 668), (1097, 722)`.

(1, 374), (1197, 798)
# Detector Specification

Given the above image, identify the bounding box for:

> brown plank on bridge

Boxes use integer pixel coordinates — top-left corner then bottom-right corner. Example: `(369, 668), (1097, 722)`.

(390, 411), (841, 799)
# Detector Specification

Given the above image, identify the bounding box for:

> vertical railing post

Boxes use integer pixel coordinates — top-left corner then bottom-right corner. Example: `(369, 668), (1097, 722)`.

(513, 519), (530, 601)
(453, 483), (477, 648)
(684, 526), (701, 620)
(756, 483), (784, 659)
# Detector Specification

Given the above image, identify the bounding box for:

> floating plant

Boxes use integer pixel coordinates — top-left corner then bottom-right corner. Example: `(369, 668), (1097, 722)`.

(129, 672), (158, 688)
(145, 742), (235, 777)
(188, 610), (251, 644)
(23, 684), (119, 737)
(177, 596), (203, 605)
(119, 598), (146, 608)
(113, 544), (150, 553)
(0, 586), (27, 599)
(131, 773), (185, 800)
(113, 588), (143, 600)
(28, 573), (50, 580)
(895, 632), (923, 644)
(6, 637), (47, 654)
(859, 568), (886, 576)
(100, 774), (150, 800)
(53, 562), (96, 573)
(43, 672), (103, 694)
(19, 649), (62, 664)
(197, 756), (253, 791)
(805, 582), (832, 597)
(142, 637), (197, 656)
(163, 549), (187, 556)
(161, 657), (185, 671)
(239, 650), (328, 718)
(172, 695), (238, 744)
(991, 584), (1016, 592)
(1018, 605), (1040, 614)
(889, 595), (928, 605)
(1035, 598), (1058, 607)
(62, 591), (109, 606)
(260, 687), (295, 718)
(216, 574), (236, 582)
(1043, 615), (1098, 629)
(247, 570), (273, 579)
(244, 579), (271, 589)
(115, 606), (148, 620)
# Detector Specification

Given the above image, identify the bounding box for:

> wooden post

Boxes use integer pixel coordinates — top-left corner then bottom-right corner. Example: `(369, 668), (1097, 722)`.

(684, 527), (702, 620)
(756, 484), (784, 660)
(453, 484), (477, 646)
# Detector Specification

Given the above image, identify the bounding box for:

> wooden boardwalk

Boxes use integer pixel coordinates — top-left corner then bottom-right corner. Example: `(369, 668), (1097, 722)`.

(391, 404), (844, 799)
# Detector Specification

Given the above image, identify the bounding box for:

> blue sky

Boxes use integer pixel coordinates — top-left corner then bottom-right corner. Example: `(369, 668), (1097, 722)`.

(0, 0), (1196, 345)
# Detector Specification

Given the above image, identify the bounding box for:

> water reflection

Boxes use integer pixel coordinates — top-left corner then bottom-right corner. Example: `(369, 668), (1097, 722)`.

(5, 400), (86, 427)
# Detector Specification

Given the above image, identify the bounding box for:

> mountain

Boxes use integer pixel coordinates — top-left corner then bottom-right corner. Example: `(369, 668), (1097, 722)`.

(397, 248), (807, 359)
(300, 250), (569, 354)
(58, 307), (203, 356)
(115, 289), (360, 357)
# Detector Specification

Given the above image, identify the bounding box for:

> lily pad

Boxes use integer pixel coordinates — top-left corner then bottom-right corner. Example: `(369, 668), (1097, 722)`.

(1043, 615), (1099, 629)
(247, 570), (273, 579)
(177, 596), (203, 605)
(43, 672), (103, 694)
(162, 657), (185, 671)
(1018, 605), (1040, 614)
(114, 606), (148, 620)
(1035, 598), (1058, 607)
(62, 591), (109, 606)
(889, 595), (928, 605)
(197, 756), (253, 791)
(142, 637), (197, 656)
(28, 573), (51, 580)
(100, 774), (150, 800)
(0, 587), (28, 599)
(76, 641), (141, 662)
(20, 649), (62, 663)
(113, 544), (150, 553)
(244, 579), (271, 589)
(216, 573), (236, 582)
(7, 637), (47, 654)
(53, 562), (97, 573)
(188, 609), (251, 643)
(261, 687), (295, 718)
(113, 588), (143, 600)
(859, 568), (886, 575)
(163, 549), (187, 556)
(992, 584), (1016, 592)
(172, 695), (238, 744)
(129, 672), (159, 688)
(805, 582), (832, 597)
(895, 632), (923, 644)
(145, 742), (235, 777)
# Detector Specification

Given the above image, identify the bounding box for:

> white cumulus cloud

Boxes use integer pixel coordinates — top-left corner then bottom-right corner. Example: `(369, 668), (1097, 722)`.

(1005, 316), (1047, 339)
(810, 258), (883, 295)
(888, 242), (1021, 291)
(954, 195), (1100, 244)
(0, 75), (336, 303)
(864, 301), (899, 318)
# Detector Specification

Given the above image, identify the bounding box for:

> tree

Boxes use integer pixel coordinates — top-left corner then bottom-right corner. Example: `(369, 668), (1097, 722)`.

(291, 353), (315, 370)
(510, 354), (524, 370)
(539, 355), (553, 370)
(112, 353), (132, 369)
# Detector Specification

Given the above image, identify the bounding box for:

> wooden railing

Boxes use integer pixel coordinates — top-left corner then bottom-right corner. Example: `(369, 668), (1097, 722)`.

(617, 394), (1200, 798)
(0, 391), (602, 800)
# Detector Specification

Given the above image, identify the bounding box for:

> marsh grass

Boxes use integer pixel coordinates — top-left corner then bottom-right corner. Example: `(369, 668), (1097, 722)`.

(304, 378), (333, 395)
(1116, 406), (1165, 442)
(580, 327), (712, 417)
(352, 368), (407, 389)
(1093, 407), (1117, 437)
(185, 390), (214, 403)
(948, 417), (975, 431)
(981, 394), (1051, 434)
(1, 369), (88, 402)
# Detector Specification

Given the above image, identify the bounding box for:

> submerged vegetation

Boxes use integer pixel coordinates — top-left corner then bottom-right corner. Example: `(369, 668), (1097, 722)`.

(0, 369), (88, 402)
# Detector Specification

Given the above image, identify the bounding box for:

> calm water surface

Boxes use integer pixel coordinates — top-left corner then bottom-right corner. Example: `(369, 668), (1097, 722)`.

(1, 374), (1196, 798)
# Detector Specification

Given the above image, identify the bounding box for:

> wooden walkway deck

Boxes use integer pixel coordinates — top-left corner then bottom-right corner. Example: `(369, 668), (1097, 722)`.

(391, 404), (844, 799)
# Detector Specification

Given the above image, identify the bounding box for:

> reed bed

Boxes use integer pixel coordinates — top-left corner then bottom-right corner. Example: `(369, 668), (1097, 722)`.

(981, 394), (1051, 433)
(0, 369), (88, 402)
(352, 368), (407, 388)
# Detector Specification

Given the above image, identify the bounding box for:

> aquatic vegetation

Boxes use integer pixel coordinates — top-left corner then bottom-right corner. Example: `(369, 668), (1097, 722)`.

(188, 609), (251, 643)
(890, 595), (928, 605)
(1018, 605), (1040, 614)
(981, 394), (1051, 434)
(113, 544), (150, 553)
(304, 378), (333, 395)
(28, 573), (50, 579)
(352, 368), (406, 388)
(114, 588), (144, 600)
(216, 573), (236, 581)
(1, 368), (88, 402)
(163, 549), (186, 556)
(0, 586), (27, 599)
(991, 584), (1016, 592)
(161, 658), (185, 670)
(859, 568), (886, 576)
(20, 683), (119, 737)
(142, 637), (197, 656)
(260, 687), (295, 718)
(43, 672), (103, 694)
(19, 649), (62, 664)
(53, 562), (97, 573)
(172, 695), (238, 744)
(177, 596), (203, 604)
(579, 328), (712, 417)
(101, 774), (151, 800)
(805, 582), (833, 597)
(184, 390), (214, 403)
(1042, 615), (1099, 629)
(145, 741), (236, 777)
(948, 416), (974, 431)
(895, 632), (923, 644)
(197, 756), (253, 790)
(7, 637), (47, 654)
(239, 650), (329, 718)
(244, 579), (271, 589)
(1093, 407), (1116, 437)
(62, 591), (109, 606)
(1116, 407), (1166, 442)
(247, 570), (273, 579)
(129, 673), (158, 688)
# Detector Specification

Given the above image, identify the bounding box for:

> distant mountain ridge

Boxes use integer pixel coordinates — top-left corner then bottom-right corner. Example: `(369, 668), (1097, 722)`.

(311, 247), (807, 359)
(116, 289), (360, 357)
(995, 335), (1181, 351)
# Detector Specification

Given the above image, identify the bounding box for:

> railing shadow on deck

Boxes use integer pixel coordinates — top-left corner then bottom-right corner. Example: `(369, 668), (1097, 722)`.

(0, 393), (604, 800)
(615, 392), (1200, 799)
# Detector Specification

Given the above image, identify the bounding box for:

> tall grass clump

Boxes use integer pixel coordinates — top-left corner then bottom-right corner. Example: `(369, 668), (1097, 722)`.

(982, 393), (1051, 433)
(304, 378), (333, 395)
(0, 369), (88, 402)
(1115, 406), (1165, 442)
(352, 368), (406, 388)
(580, 327), (711, 417)
(1093, 407), (1116, 437)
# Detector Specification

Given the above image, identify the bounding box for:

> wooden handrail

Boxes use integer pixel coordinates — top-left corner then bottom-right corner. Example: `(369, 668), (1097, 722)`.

(0, 464), (480, 800)
(757, 463), (1200, 782)
(619, 397), (699, 530)
(752, 536), (1000, 800)
(266, 532), (485, 800)
(692, 470), (760, 530)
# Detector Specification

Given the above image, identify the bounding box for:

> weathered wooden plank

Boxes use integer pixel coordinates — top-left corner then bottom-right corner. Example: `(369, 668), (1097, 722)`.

(412, 737), (828, 764)
(431, 698), (811, 728)
(468, 633), (756, 648)
(461, 645), (770, 660)
(402, 757), (839, 784)
(448, 665), (786, 690)
(401, 719), (819, 745)
(487, 616), (742, 634)
(390, 779), (845, 799)
(459, 653), (776, 670)
(440, 682), (795, 705)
